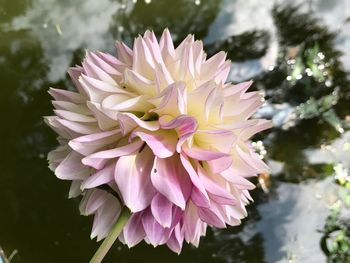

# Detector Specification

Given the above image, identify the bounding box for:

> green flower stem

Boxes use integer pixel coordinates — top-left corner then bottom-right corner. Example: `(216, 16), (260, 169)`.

(90, 207), (131, 263)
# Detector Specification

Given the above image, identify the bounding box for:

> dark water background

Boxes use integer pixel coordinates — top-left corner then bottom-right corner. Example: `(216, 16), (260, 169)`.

(0, 0), (349, 262)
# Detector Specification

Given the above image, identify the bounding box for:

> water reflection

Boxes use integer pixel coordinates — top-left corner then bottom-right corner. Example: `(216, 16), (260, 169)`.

(8, 0), (123, 81)
(0, 0), (349, 262)
(110, 0), (221, 45)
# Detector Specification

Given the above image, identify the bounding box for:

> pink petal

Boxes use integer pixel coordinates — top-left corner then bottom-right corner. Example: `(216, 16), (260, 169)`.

(151, 155), (191, 210)
(175, 34), (194, 59)
(55, 151), (90, 180)
(236, 145), (269, 173)
(101, 93), (132, 109)
(82, 55), (117, 86)
(91, 194), (121, 241)
(116, 40), (133, 65)
(192, 40), (204, 75)
(225, 203), (247, 223)
(44, 116), (76, 139)
(214, 60), (231, 83)
(97, 51), (126, 76)
(48, 87), (84, 103)
(166, 224), (183, 254)
(143, 30), (164, 65)
(170, 206), (183, 228)
(224, 92), (263, 120)
(141, 208), (171, 246)
(132, 36), (156, 81)
(68, 66), (87, 97)
(183, 200), (203, 245)
(82, 140), (143, 169)
(151, 82), (187, 117)
(151, 193), (173, 228)
(117, 112), (160, 135)
(220, 169), (255, 190)
(159, 28), (176, 62)
(204, 84), (224, 122)
(183, 144), (229, 161)
(68, 129), (121, 156)
(240, 119), (272, 141)
(194, 129), (236, 153)
(159, 114), (197, 152)
(123, 68), (156, 96)
(56, 118), (100, 135)
(51, 100), (89, 114)
(86, 101), (118, 130)
(197, 201), (226, 228)
(200, 51), (226, 82)
(81, 74), (129, 94)
(207, 155), (233, 173)
(187, 81), (215, 117)
(179, 44), (195, 79)
(115, 147), (156, 212)
(197, 165), (235, 205)
(214, 119), (259, 131)
(131, 129), (177, 158)
(180, 154), (210, 208)
(86, 51), (121, 77)
(48, 144), (70, 171)
(81, 189), (108, 215)
(228, 146), (261, 177)
(81, 163), (115, 189)
(121, 212), (146, 247)
(223, 80), (253, 97)
(154, 63), (174, 92)
(79, 74), (130, 103)
(102, 94), (152, 112)
(68, 180), (82, 198)
(159, 115), (197, 133)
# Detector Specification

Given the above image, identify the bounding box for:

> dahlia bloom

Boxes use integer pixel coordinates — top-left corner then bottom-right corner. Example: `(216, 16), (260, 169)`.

(46, 29), (271, 254)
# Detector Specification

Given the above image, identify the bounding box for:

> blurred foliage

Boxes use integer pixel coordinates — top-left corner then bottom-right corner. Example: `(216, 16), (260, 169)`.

(320, 163), (350, 262)
(295, 88), (344, 133)
(258, 5), (349, 188)
(334, 163), (350, 190)
(206, 30), (270, 61)
(258, 5), (349, 113)
(321, 197), (350, 263)
(277, 163), (334, 184)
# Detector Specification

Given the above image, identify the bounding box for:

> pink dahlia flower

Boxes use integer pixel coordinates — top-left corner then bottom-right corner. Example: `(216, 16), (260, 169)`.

(46, 29), (271, 254)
